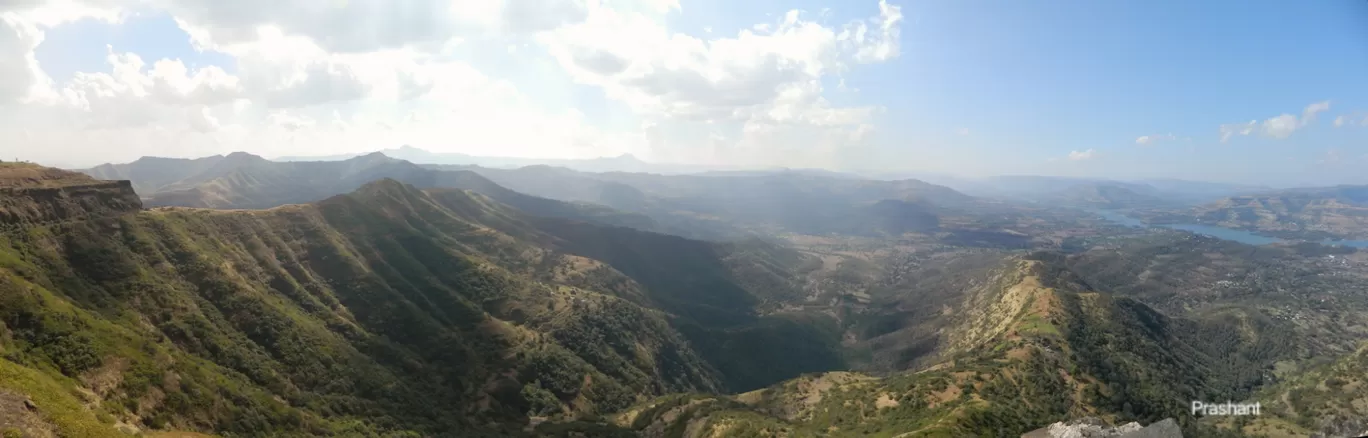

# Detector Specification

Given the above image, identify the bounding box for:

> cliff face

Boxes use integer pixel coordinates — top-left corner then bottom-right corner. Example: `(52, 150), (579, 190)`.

(0, 180), (141, 224)
(0, 164), (140, 226)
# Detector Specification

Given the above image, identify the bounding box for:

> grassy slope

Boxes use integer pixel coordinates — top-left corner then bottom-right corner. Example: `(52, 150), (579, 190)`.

(1222, 342), (1368, 437)
(614, 255), (1284, 437)
(0, 170), (839, 437)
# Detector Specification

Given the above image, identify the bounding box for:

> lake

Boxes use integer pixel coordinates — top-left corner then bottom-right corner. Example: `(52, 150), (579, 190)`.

(1085, 209), (1368, 248)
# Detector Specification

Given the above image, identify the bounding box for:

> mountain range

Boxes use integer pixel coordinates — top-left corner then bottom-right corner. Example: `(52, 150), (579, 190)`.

(0, 162), (856, 437)
(270, 146), (1266, 207)
(0, 152), (1363, 437)
(273, 146), (727, 175)
(79, 152), (972, 241)
(911, 175), (1272, 209)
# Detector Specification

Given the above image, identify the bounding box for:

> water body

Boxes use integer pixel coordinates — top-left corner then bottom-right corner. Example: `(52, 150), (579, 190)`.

(1085, 209), (1368, 248)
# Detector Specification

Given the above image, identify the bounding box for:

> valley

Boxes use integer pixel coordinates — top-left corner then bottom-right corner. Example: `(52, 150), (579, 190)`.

(0, 154), (1363, 437)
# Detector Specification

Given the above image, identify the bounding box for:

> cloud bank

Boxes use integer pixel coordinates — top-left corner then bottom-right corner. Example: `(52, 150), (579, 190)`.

(0, 0), (905, 168)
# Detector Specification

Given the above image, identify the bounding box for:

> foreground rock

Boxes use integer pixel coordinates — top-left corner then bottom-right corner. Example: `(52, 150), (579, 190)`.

(1020, 417), (1182, 438)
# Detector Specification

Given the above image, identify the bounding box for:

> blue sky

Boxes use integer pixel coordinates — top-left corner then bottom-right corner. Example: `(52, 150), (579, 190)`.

(859, 0), (1368, 186)
(5, 0), (1368, 186)
(676, 0), (1368, 186)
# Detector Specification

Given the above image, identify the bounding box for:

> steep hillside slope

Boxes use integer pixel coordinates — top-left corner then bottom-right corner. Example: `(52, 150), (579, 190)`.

(0, 167), (838, 437)
(613, 254), (1283, 437)
(0, 164), (142, 225)
(1225, 342), (1368, 437)
(1064, 232), (1368, 361)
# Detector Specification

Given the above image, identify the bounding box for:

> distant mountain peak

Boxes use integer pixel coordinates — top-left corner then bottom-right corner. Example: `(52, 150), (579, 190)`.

(358, 177), (405, 189)
(223, 151), (268, 164)
(128, 155), (197, 165)
(356, 151), (393, 160)
(348, 178), (426, 203)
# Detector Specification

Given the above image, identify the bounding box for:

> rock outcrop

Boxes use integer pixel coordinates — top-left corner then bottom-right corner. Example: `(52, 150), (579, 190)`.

(1020, 417), (1182, 438)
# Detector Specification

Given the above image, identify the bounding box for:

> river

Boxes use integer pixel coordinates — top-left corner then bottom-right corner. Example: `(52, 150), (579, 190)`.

(1086, 209), (1368, 248)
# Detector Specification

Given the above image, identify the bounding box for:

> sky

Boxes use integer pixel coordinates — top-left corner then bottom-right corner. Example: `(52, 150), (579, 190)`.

(1, 0), (1366, 187)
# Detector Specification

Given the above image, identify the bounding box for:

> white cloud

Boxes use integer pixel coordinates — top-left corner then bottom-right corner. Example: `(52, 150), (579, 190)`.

(1303, 100), (1330, 123)
(186, 106), (220, 132)
(536, 0), (903, 166)
(0, 0), (907, 169)
(157, 0), (478, 53)
(0, 12), (46, 103)
(0, 0), (128, 104)
(267, 109), (314, 131)
(1261, 114), (1299, 139)
(1219, 120), (1256, 143)
(844, 0), (902, 64)
(1332, 112), (1368, 128)
(1135, 133), (1175, 145)
(542, 6), (845, 121)
(1067, 149), (1095, 161)
(1220, 100), (1330, 143)
(500, 0), (590, 34)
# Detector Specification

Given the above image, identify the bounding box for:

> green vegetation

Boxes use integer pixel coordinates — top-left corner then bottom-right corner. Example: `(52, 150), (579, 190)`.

(610, 248), (1335, 437)
(0, 170), (846, 436)
(29, 159), (1368, 437)
(1223, 342), (1368, 437)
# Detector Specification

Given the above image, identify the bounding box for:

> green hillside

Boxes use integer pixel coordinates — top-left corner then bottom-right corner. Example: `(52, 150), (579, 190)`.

(1222, 342), (1368, 437)
(0, 166), (840, 437)
(29, 159), (1368, 437)
(610, 255), (1277, 437)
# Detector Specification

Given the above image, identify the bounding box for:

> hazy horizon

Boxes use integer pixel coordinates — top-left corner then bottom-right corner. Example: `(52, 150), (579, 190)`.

(2, 0), (1366, 187)
(57, 145), (1296, 190)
